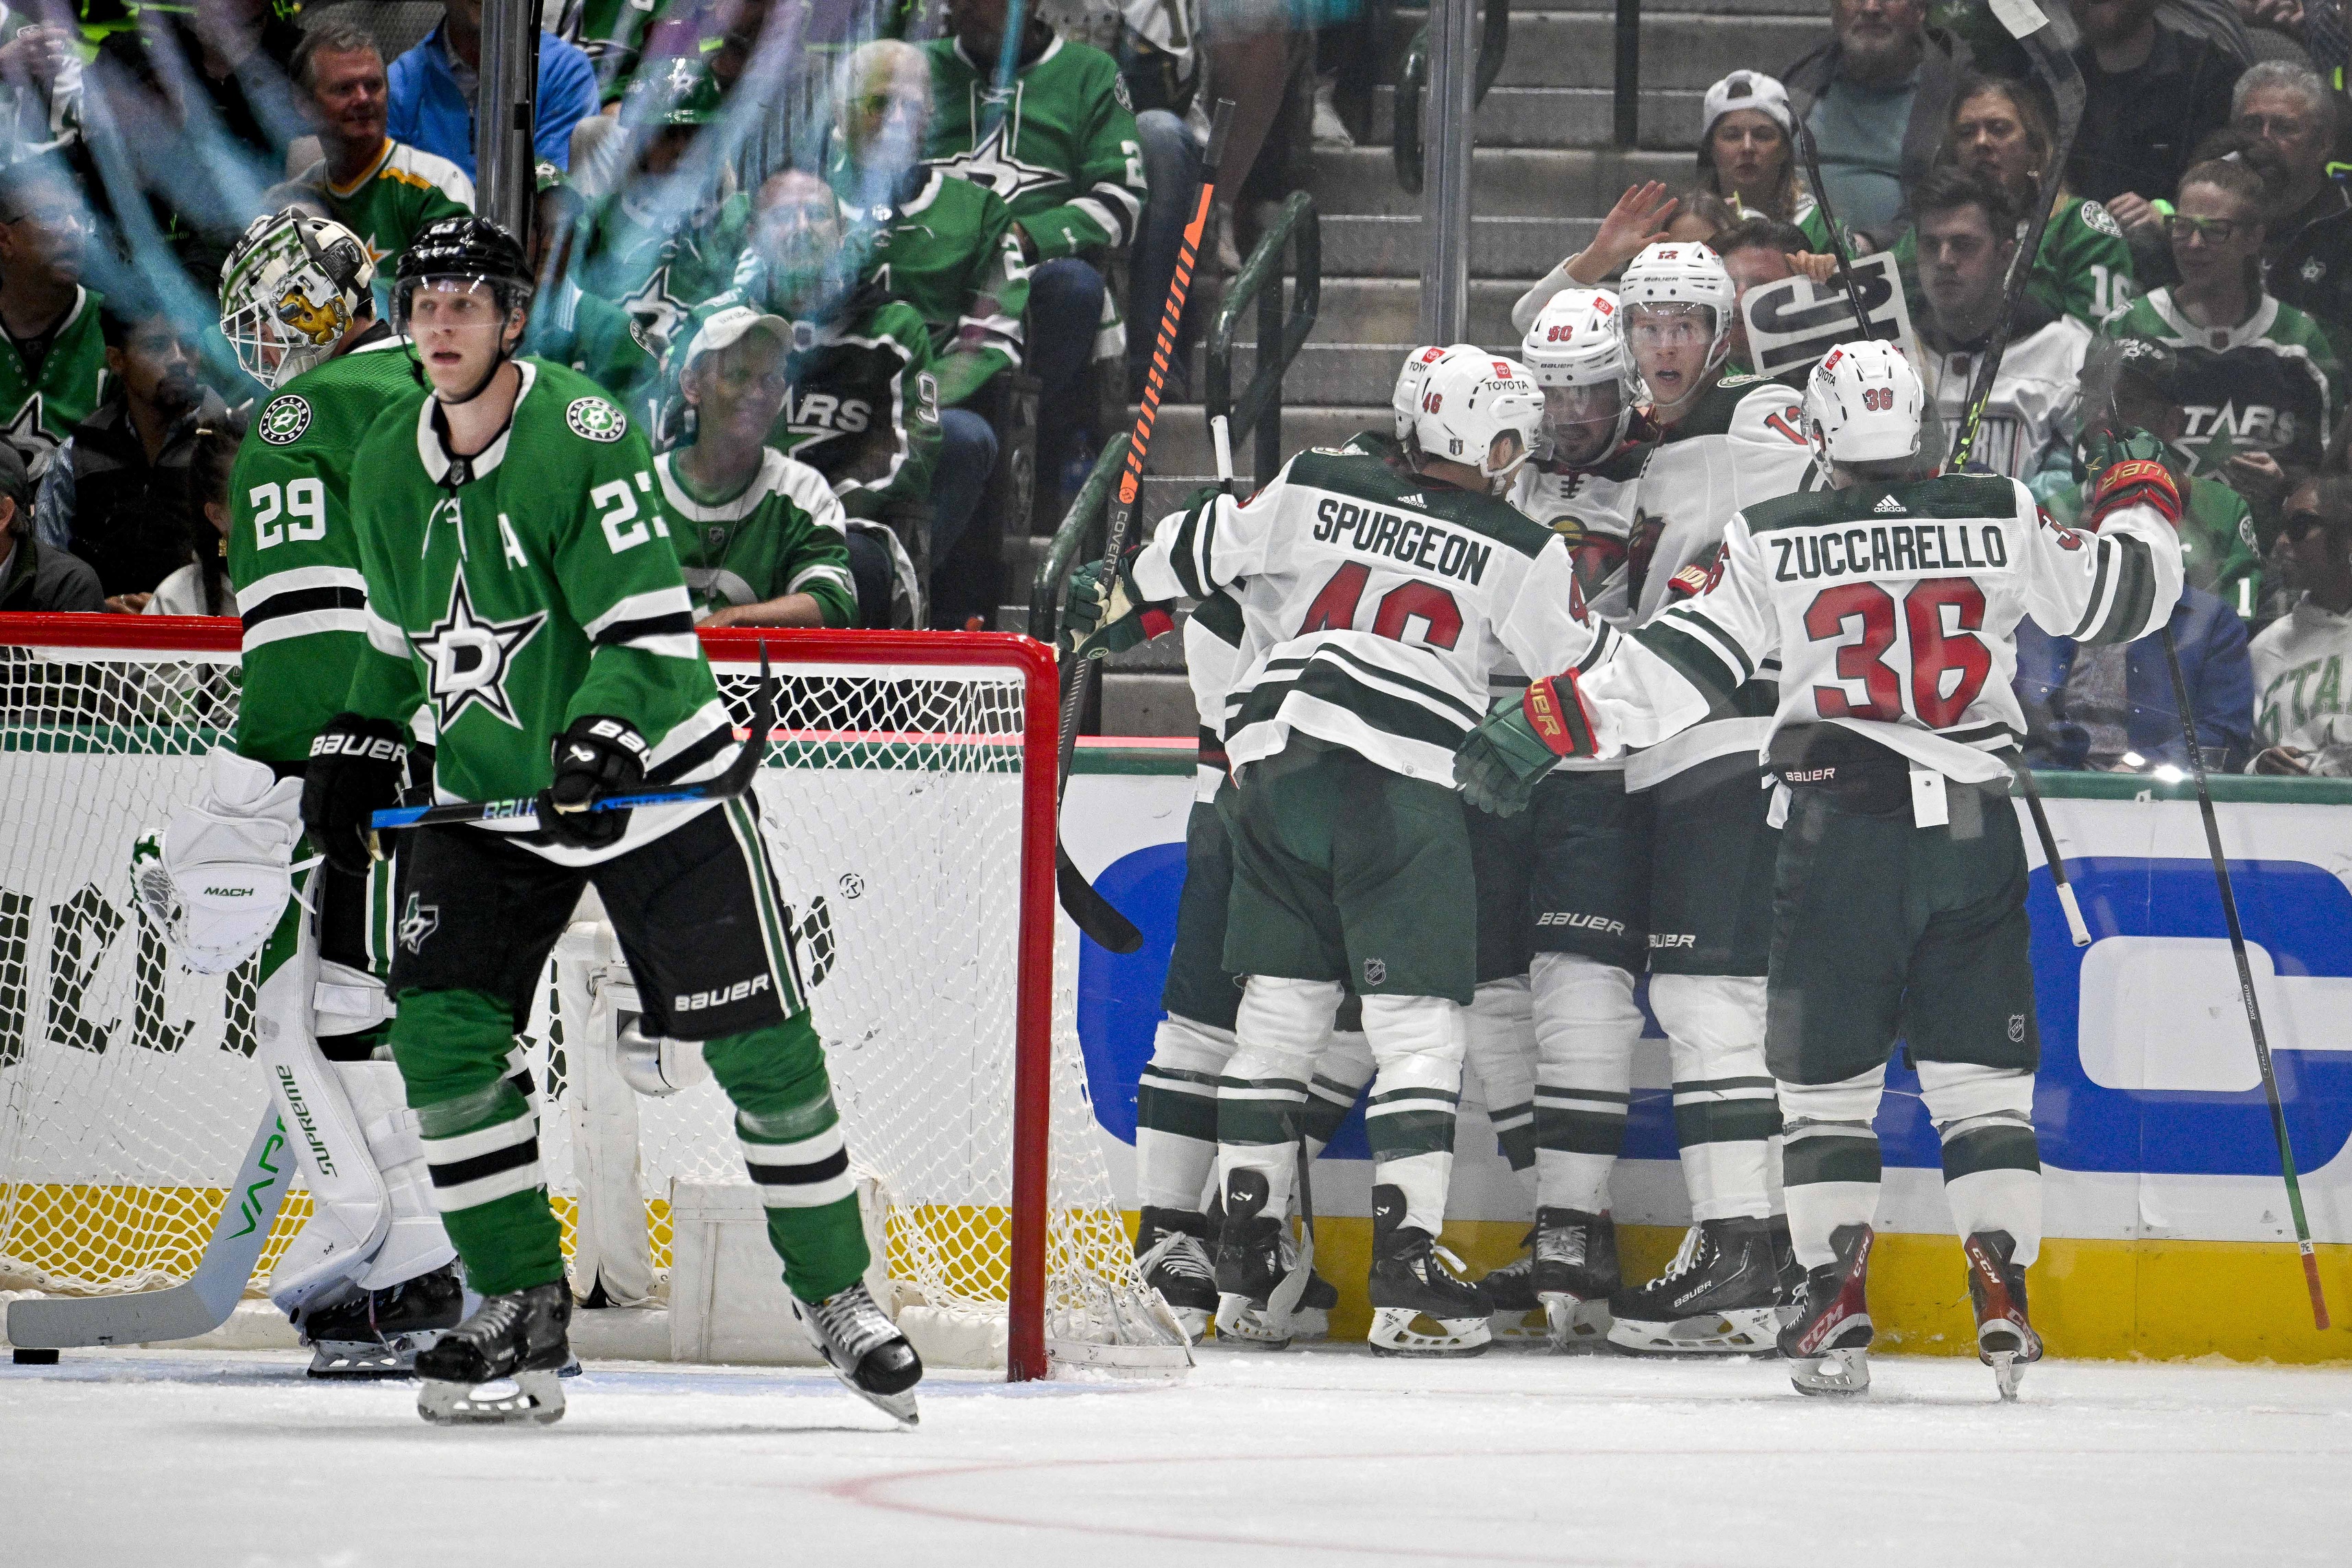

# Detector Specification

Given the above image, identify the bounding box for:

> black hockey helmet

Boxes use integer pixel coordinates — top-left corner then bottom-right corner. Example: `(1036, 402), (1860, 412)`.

(390, 215), (535, 337)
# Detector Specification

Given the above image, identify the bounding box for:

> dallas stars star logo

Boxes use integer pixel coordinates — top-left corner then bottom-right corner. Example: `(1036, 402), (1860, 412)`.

(2, 394), (62, 477)
(933, 110), (1065, 207)
(412, 570), (546, 732)
(619, 263), (693, 357)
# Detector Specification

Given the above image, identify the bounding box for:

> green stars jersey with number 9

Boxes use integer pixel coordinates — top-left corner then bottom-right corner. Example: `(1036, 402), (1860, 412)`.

(228, 332), (429, 765)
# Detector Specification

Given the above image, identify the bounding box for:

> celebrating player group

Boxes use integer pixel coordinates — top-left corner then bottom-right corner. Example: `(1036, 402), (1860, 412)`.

(1069, 237), (2183, 1400)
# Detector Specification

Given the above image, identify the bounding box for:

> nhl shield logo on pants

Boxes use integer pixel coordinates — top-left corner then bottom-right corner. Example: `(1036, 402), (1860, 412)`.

(1364, 958), (1386, 986)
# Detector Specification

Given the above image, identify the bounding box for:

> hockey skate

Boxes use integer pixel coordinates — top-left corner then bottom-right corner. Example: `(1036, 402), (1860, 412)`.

(1277, 1225), (1339, 1341)
(1212, 1169), (1294, 1349)
(1964, 1230), (2043, 1401)
(1777, 1224), (1875, 1397)
(1135, 1207), (1220, 1342)
(1476, 1247), (1545, 1342)
(1366, 1185), (1490, 1357)
(1532, 1208), (1618, 1351)
(792, 1279), (923, 1426)
(414, 1281), (571, 1426)
(1607, 1217), (1780, 1356)
(1768, 1215), (1804, 1329)
(296, 1261), (464, 1378)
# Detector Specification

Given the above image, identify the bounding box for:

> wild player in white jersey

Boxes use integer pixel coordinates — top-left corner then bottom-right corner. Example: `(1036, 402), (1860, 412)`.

(1458, 340), (2186, 1397)
(1069, 351), (1689, 1354)
(1607, 241), (1820, 1353)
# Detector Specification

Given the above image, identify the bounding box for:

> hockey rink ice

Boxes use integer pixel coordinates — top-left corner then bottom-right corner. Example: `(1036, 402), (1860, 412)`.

(6, 1346), (2350, 1565)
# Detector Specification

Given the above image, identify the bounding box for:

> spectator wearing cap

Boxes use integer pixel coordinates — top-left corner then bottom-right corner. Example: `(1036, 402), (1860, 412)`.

(1783, 0), (1975, 250)
(2234, 62), (2352, 364)
(0, 156), (104, 482)
(288, 25), (474, 272)
(1694, 73), (1831, 247)
(0, 438), (98, 611)
(388, 0), (598, 182)
(2069, 0), (2240, 219)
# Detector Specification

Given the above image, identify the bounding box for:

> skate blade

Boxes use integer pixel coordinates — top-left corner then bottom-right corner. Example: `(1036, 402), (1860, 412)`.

(1486, 1306), (1552, 1344)
(1165, 1305), (1213, 1344)
(1538, 1292), (1613, 1353)
(1605, 1305), (1780, 1357)
(830, 1367), (919, 1427)
(1366, 1307), (1492, 1357)
(1988, 1349), (2023, 1401)
(418, 1368), (566, 1426)
(1213, 1293), (1294, 1350)
(1789, 1347), (1870, 1398)
(306, 1328), (447, 1380)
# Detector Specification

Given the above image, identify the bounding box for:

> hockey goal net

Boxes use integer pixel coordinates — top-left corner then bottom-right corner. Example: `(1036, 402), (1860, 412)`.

(0, 617), (1178, 1378)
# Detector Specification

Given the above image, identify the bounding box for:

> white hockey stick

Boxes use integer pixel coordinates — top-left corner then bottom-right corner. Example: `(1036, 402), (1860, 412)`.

(9, 1109), (292, 1355)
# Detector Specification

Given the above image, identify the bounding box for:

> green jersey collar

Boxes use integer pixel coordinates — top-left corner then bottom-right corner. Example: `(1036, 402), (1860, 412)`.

(655, 446), (792, 521)
(2146, 287), (2281, 352)
(414, 358), (537, 486)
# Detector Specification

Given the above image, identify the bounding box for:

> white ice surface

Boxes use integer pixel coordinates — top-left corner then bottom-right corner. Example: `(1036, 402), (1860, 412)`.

(6, 1346), (2351, 1567)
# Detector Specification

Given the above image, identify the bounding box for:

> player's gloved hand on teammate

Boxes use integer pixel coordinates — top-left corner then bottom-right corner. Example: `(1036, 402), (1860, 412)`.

(2076, 427), (2183, 529)
(1062, 552), (1173, 661)
(538, 715), (648, 850)
(1453, 672), (1599, 817)
(300, 713), (410, 875)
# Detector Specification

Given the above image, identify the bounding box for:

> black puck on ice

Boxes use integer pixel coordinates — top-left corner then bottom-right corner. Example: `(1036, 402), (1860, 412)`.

(12, 1348), (58, 1365)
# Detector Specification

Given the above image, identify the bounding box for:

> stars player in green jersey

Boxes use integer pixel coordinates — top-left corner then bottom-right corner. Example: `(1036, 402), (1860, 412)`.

(301, 217), (919, 1426)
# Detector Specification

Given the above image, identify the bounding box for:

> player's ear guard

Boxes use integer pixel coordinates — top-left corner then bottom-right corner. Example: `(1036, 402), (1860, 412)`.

(2085, 456), (2182, 530)
(1453, 672), (1596, 817)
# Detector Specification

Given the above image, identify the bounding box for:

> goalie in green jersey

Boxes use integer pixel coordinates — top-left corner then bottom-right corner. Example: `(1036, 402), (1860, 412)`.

(300, 217), (920, 1427)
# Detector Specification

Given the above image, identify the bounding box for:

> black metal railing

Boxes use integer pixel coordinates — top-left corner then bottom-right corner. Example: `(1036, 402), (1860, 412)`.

(1392, 0), (1510, 195)
(1026, 433), (1132, 646)
(1207, 191), (1321, 490)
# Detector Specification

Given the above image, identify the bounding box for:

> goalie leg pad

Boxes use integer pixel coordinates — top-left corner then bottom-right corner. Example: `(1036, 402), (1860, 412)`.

(1919, 1060), (2042, 1267)
(1778, 1067), (1886, 1270)
(1651, 973), (1777, 1222)
(1530, 951), (1641, 1214)
(1361, 994), (1467, 1238)
(1136, 1013), (1238, 1211)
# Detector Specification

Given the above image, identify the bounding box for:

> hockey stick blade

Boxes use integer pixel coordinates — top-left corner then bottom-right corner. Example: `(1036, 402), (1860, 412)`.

(2013, 761), (2090, 946)
(8, 1111), (292, 1349)
(370, 643), (778, 832)
(1057, 844), (1142, 952)
(1264, 1124), (1317, 1331)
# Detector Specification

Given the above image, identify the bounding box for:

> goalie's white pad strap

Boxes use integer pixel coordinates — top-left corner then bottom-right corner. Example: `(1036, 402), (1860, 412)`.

(313, 958), (394, 1036)
(137, 748), (305, 975)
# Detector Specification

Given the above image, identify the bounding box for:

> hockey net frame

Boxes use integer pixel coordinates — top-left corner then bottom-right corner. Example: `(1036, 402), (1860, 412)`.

(0, 615), (1176, 1381)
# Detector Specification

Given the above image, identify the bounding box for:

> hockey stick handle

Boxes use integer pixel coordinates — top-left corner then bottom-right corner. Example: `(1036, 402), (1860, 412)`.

(2014, 762), (2090, 946)
(1211, 413), (1237, 495)
(2158, 626), (2330, 1329)
(1789, 114), (1875, 338)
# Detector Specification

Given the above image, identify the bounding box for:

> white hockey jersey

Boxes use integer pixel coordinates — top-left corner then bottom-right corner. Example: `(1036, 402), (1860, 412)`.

(1131, 446), (1698, 785)
(1917, 311), (2091, 484)
(1508, 436), (1649, 628)
(1620, 376), (1818, 626)
(1587, 472), (2186, 783)
(2249, 595), (2352, 773)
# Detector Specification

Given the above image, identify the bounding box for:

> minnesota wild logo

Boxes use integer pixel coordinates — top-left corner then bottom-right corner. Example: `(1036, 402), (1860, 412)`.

(259, 394), (311, 446)
(567, 396), (626, 442)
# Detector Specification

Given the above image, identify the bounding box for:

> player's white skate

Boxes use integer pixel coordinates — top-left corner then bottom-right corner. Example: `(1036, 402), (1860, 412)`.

(414, 1281), (571, 1426)
(1532, 1207), (1617, 1351)
(1777, 1224), (1874, 1398)
(1606, 1217), (1780, 1356)
(1212, 1169), (1294, 1349)
(1366, 1185), (1491, 1357)
(1135, 1207), (1220, 1342)
(792, 1280), (923, 1427)
(295, 1262), (464, 1379)
(1964, 1230), (2043, 1401)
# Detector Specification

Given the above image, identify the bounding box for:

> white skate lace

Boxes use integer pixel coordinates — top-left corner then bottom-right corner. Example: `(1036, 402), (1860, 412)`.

(805, 1281), (901, 1363)
(1532, 1224), (1589, 1268)
(1648, 1224), (1709, 1287)
(1138, 1228), (1215, 1285)
(453, 1292), (523, 1349)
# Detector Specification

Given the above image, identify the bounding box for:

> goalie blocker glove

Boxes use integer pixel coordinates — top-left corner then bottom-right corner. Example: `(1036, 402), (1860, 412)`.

(538, 715), (649, 850)
(1453, 672), (1599, 817)
(301, 714), (409, 875)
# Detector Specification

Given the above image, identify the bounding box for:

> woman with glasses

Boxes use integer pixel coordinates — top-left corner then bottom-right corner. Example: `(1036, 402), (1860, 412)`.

(2248, 475), (2352, 774)
(2098, 158), (2339, 508)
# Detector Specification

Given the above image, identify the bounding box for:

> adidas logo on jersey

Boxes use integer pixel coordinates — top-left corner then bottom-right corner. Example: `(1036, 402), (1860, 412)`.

(1873, 495), (1906, 514)
(1397, 492), (1426, 507)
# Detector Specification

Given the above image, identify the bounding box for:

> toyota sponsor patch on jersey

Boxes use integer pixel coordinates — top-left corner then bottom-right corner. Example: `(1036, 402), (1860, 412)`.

(567, 396), (627, 442)
(258, 394), (311, 446)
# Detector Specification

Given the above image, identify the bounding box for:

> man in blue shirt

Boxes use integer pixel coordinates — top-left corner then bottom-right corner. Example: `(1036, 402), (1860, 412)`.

(1783, 0), (1973, 252)
(388, 0), (599, 182)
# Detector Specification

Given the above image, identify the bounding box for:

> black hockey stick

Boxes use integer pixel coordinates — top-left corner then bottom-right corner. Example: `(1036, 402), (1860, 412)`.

(1264, 1118), (1318, 1332)
(2013, 761), (2091, 947)
(1788, 113), (1876, 340)
(2157, 629), (2331, 1331)
(370, 641), (776, 833)
(1049, 99), (1238, 954)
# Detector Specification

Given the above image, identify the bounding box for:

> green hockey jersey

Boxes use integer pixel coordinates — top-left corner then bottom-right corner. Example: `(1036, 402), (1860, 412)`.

(0, 285), (106, 478)
(521, 276), (661, 423)
(577, 187), (753, 359)
(228, 329), (424, 766)
(296, 138), (474, 270)
(920, 34), (1148, 261)
(345, 358), (740, 865)
(657, 446), (856, 626)
(831, 159), (1032, 407)
(2099, 289), (2341, 478)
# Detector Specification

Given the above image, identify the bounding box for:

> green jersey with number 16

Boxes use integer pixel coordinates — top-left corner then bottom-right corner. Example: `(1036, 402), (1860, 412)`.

(228, 326), (425, 765)
(344, 358), (741, 866)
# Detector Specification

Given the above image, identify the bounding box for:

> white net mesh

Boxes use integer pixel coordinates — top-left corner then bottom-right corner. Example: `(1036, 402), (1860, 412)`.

(0, 632), (1164, 1368)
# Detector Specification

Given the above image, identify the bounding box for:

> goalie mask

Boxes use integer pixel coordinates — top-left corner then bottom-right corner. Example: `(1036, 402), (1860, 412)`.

(219, 209), (375, 390)
(1521, 289), (1632, 467)
(1803, 338), (1924, 467)
(1410, 351), (1545, 492)
(1616, 241), (1735, 405)
(1392, 344), (1449, 442)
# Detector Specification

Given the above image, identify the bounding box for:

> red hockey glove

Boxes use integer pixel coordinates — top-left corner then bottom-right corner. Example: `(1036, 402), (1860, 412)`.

(2085, 455), (2182, 530)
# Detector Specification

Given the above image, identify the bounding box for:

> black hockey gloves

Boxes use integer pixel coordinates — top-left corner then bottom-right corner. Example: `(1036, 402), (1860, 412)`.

(538, 715), (648, 849)
(302, 713), (409, 875)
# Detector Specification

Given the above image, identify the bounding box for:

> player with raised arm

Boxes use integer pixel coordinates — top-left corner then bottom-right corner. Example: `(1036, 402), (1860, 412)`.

(1600, 241), (1821, 1355)
(1067, 351), (1691, 1355)
(300, 217), (919, 1425)
(1456, 340), (2185, 1397)
(126, 209), (463, 1377)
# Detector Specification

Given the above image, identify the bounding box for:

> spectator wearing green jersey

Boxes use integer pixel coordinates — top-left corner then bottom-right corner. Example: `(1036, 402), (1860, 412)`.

(0, 156), (103, 482)
(663, 305), (859, 628)
(524, 162), (658, 418)
(288, 25), (474, 274)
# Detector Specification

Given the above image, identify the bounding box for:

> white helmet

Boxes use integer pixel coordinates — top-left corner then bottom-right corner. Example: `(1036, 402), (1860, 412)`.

(1803, 338), (1924, 466)
(1522, 289), (1633, 463)
(1410, 351), (1545, 490)
(219, 209), (375, 390)
(1392, 344), (1449, 441)
(1616, 241), (1736, 399)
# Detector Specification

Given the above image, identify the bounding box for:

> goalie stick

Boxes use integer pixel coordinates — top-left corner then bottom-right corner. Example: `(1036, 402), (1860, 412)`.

(8, 1111), (292, 1355)
(1049, 99), (1237, 955)
(2158, 630), (2332, 1331)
